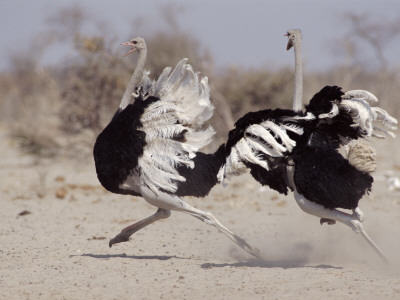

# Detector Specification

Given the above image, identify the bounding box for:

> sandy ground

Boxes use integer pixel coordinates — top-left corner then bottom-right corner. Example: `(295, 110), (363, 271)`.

(1, 126), (400, 300)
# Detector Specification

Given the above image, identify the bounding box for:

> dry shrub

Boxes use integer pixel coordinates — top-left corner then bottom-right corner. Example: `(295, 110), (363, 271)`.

(0, 55), (62, 159)
(145, 31), (213, 79)
(1, 5), (399, 162)
(55, 31), (218, 138)
(57, 34), (128, 135)
(215, 66), (293, 120)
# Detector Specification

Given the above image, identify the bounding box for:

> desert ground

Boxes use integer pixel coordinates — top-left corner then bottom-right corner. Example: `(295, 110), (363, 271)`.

(1, 125), (400, 300)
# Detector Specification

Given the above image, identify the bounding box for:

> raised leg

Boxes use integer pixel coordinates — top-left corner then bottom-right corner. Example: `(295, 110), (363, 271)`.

(109, 208), (171, 247)
(319, 207), (364, 225)
(294, 191), (388, 263)
(140, 186), (262, 258)
(294, 191), (363, 232)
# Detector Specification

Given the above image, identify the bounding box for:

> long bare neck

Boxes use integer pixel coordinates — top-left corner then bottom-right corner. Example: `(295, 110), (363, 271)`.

(292, 37), (303, 112)
(119, 47), (147, 109)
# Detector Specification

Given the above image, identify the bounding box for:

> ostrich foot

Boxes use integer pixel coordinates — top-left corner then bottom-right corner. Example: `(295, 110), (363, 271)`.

(351, 220), (389, 263)
(231, 233), (262, 259)
(109, 233), (130, 247)
(320, 218), (336, 225)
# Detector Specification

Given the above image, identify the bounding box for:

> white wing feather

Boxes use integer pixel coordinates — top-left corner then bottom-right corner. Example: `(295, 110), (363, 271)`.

(218, 117), (300, 183)
(246, 124), (287, 154)
(341, 90), (397, 138)
(135, 59), (214, 193)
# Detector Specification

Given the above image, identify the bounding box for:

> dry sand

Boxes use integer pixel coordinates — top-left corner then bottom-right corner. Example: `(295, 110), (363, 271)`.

(1, 126), (400, 299)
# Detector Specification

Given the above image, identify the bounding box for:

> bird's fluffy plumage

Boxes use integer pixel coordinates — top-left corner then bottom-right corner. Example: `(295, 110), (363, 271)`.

(94, 40), (261, 257)
(218, 108), (310, 194)
(94, 59), (215, 196)
(219, 85), (397, 209)
(292, 146), (373, 209)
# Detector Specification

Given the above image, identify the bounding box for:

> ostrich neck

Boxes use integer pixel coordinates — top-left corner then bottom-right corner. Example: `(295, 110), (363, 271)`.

(119, 48), (147, 109)
(292, 40), (303, 112)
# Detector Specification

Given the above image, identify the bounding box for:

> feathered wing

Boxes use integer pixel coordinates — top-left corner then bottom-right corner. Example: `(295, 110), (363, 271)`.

(341, 90), (398, 138)
(135, 59), (215, 194)
(305, 86), (398, 148)
(218, 85), (397, 196)
(217, 109), (311, 194)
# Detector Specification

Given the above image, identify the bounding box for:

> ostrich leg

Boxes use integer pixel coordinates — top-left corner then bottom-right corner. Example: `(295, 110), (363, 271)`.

(109, 208), (171, 247)
(139, 186), (262, 258)
(294, 191), (388, 263)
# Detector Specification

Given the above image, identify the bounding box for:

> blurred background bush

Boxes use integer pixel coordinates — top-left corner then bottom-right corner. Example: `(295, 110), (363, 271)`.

(0, 4), (399, 160)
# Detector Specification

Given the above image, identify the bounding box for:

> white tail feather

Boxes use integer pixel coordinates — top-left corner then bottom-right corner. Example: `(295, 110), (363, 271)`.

(345, 90), (378, 103)
(340, 90), (397, 138)
(345, 142), (377, 173)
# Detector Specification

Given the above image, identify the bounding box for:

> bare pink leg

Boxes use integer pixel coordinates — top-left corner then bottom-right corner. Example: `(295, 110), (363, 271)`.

(109, 208), (171, 247)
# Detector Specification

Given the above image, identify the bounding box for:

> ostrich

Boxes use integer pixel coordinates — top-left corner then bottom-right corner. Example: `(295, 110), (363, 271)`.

(93, 37), (260, 258)
(286, 29), (397, 260)
(217, 30), (397, 261)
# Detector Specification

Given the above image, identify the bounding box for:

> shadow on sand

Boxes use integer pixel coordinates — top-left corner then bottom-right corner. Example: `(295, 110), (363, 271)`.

(201, 259), (342, 270)
(72, 253), (341, 270)
(71, 253), (190, 261)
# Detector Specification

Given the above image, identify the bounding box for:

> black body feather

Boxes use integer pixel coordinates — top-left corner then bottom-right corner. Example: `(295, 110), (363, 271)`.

(294, 86), (373, 209)
(246, 156), (292, 195)
(303, 85), (366, 149)
(292, 147), (373, 209)
(305, 85), (344, 116)
(94, 94), (225, 198)
(225, 86), (374, 210)
(175, 145), (226, 197)
(93, 96), (158, 195)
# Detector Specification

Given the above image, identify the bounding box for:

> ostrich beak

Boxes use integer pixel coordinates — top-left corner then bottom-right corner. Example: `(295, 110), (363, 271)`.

(121, 41), (137, 57)
(286, 39), (293, 51)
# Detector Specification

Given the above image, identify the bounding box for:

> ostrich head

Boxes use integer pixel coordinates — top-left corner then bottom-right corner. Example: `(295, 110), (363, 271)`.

(285, 29), (302, 50)
(121, 37), (146, 56)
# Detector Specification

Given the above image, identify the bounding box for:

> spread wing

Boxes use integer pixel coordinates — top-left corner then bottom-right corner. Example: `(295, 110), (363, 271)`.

(217, 109), (313, 193)
(135, 59), (215, 194)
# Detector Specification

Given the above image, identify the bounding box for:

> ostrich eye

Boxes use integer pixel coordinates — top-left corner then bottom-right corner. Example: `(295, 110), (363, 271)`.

(132, 40), (137, 44)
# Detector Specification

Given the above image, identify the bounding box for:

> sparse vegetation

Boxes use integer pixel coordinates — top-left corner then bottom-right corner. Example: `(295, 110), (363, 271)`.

(215, 66), (293, 119)
(0, 6), (399, 160)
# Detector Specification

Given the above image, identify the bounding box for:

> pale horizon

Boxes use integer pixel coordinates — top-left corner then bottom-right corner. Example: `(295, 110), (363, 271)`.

(1, 0), (399, 72)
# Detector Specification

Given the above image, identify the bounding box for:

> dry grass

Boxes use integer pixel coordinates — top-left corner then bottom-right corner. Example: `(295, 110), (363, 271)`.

(0, 7), (399, 159)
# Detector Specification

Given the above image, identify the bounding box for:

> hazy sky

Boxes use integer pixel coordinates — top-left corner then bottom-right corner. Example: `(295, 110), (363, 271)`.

(1, 0), (400, 72)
